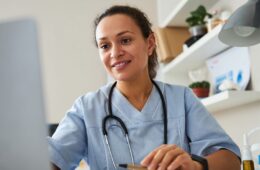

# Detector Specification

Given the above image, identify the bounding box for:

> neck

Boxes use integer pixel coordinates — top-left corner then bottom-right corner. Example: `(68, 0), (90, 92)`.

(116, 77), (153, 111)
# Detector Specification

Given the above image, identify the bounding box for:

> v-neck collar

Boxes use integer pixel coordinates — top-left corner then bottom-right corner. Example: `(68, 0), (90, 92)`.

(107, 81), (165, 123)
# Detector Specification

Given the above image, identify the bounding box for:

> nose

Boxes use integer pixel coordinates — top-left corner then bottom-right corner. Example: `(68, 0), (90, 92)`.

(110, 44), (123, 58)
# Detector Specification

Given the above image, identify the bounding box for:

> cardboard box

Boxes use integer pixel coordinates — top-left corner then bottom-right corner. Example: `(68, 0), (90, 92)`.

(155, 27), (190, 63)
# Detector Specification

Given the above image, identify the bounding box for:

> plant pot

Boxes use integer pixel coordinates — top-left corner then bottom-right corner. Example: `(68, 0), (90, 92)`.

(189, 25), (207, 37)
(184, 25), (207, 48)
(191, 88), (209, 98)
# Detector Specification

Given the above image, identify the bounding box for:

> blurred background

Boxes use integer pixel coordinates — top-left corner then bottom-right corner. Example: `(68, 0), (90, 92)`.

(1, 0), (260, 161)
(0, 0), (157, 123)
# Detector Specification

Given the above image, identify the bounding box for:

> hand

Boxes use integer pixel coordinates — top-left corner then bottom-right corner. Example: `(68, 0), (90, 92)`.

(141, 144), (201, 170)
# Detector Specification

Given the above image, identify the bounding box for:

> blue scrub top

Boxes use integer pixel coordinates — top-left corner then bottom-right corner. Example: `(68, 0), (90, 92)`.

(48, 81), (241, 170)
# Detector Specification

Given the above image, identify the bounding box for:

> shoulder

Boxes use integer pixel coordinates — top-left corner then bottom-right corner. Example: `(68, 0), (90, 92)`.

(155, 80), (200, 111)
(154, 80), (192, 97)
(73, 82), (114, 108)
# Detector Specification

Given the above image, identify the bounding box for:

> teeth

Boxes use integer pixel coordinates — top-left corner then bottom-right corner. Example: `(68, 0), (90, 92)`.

(114, 61), (128, 67)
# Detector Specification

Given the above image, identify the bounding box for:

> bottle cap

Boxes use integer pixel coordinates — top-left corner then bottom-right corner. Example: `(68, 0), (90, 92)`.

(242, 134), (252, 161)
(243, 134), (249, 146)
(242, 146), (253, 161)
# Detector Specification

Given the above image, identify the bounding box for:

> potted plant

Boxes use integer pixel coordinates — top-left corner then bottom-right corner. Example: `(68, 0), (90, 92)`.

(184, 5), (212, 48)
(189, 81), (210, 98)
(186, 5), (212, 36)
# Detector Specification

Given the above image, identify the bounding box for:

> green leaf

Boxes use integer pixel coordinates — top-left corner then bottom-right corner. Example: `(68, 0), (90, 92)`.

(189, 81), (210, 89)
(186, 5), (212, 27)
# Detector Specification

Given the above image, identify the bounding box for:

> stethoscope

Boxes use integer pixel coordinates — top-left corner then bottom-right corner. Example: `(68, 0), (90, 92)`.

(102, 80), (168, 169)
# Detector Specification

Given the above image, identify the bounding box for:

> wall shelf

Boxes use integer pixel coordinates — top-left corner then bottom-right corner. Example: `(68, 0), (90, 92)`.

(158, 0), (218, 27)
(161, 25), (229, 85)
(201, 91), (260, 113)
(157, 0), (260, 113)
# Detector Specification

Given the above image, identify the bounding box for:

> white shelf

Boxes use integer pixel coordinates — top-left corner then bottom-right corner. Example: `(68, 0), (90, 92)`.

(159, 0), (218, 27)
(201, 91), (260, 113)
(162, 25), (229, 79)
(158, 1), (260, 113)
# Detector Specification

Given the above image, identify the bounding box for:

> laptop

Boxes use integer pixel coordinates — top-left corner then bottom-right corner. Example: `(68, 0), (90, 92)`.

(0, 18), (51, 170)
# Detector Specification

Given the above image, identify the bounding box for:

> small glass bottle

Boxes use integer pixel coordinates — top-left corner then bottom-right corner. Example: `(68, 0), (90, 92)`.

(242, 134), (255, 170)
(243, 159), (255, 170)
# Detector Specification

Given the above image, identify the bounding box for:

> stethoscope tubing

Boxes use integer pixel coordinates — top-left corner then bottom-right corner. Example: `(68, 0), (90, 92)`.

(102, 80), (168, 169)
(152, 80), (168, 144)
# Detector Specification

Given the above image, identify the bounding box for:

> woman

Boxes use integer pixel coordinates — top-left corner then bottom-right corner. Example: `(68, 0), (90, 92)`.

(49, 5), (241, 170)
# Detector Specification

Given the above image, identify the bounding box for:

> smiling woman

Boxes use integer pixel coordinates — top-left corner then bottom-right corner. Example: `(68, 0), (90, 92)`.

(94, 6), (158, 82)
(48, 5), (241, 170)
(95, 14), (155, 87)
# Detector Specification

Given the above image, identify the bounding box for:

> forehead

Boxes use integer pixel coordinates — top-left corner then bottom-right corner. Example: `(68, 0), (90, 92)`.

(95, 14), (142, 40)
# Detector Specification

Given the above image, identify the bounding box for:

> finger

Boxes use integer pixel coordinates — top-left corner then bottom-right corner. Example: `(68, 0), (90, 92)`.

(158, 147), (184, 170)
(147, 145), (177, 170)
(167, 153), (192, 170)
(141, 144), (168, 166)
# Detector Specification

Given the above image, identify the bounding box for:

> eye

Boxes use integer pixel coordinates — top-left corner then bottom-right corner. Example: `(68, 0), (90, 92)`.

(121, 38), (131, 45)
(99, 43), (110, 50)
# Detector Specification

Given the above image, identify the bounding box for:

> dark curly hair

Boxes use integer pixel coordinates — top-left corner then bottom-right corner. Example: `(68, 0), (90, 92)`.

(94, 5), (158, 79)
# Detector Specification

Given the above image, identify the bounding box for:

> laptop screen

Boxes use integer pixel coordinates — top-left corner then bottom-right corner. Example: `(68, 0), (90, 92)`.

(0, 19), (51, 170)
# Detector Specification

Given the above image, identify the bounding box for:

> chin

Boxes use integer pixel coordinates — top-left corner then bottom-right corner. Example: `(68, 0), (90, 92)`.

(113, 71), (145, 82)
(113, 75), (132, 82)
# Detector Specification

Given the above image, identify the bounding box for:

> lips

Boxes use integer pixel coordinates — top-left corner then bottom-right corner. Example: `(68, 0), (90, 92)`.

(112, 60), (131, 68)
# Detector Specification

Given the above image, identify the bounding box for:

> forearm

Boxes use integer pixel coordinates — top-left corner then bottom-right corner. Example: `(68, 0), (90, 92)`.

(206, 149), (241, 170)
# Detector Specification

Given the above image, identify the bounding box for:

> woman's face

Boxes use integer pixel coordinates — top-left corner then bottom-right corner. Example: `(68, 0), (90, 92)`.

(95, 14), (155, 82)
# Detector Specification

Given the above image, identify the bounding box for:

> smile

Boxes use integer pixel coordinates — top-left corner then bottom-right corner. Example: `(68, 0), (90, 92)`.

(112, 60), (131, 68)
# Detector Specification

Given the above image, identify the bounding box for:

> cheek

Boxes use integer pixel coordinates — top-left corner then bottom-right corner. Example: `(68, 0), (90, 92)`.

(133, 45), (149, 63)
(136, 41), (149, 56)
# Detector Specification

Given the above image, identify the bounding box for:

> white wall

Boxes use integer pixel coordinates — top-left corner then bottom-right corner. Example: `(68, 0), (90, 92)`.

(0, 0), (157, 123)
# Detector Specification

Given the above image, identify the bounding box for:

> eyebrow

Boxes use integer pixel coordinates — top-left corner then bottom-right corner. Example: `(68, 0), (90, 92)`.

(97, 30), (134, 41)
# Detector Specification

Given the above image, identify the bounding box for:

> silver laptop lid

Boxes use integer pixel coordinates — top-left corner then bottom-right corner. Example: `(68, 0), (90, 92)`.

(0, 19), (51, 170)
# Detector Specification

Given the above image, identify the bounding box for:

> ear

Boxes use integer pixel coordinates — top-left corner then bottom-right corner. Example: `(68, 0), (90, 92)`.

(147, 33), (156, 56)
